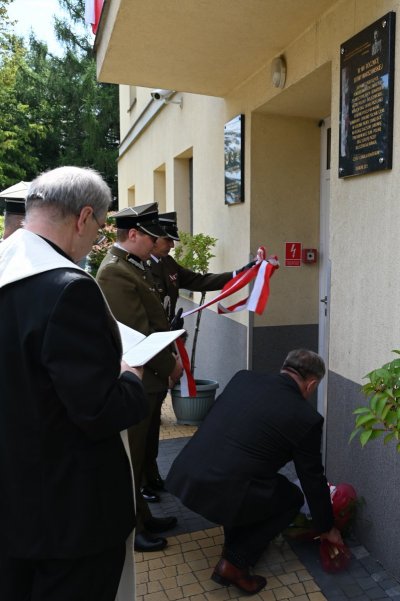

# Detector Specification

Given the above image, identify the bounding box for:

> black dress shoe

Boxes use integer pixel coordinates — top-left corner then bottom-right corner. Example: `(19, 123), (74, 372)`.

(148, 475), (165, 491)
(211, 558), (266, 595)
(144, 516), (177, 533)
(140, 486), (160, 503)
(134, 531), (167, 552)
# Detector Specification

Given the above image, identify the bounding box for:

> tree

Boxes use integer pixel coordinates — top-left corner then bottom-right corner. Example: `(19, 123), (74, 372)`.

(0, 0), (119, 199)
(0, 2), (43, 187)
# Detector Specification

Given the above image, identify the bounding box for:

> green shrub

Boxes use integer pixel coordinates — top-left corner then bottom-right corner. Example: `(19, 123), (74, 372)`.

(350, 350), (400, 451)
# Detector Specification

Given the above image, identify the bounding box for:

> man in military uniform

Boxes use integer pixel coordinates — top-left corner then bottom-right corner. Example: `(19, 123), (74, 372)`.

(149, 212), (234, 323)
(97, 204), (183, 553)
(0, 181), (29, 240)
(142, 211), (255, 500)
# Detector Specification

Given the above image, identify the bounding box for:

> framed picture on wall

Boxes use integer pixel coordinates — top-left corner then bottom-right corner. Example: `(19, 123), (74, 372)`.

(224, 114), (244, 205)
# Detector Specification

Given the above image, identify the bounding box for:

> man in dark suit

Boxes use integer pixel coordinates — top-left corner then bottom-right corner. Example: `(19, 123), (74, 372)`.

(0, 167), (148, 601)
(166, 349), (343, 595)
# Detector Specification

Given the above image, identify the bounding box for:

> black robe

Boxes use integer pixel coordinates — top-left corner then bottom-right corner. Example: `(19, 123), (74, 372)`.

(0, 233), (148, 559)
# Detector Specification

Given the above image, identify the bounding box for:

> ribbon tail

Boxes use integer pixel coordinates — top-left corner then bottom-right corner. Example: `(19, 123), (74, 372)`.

(175, 338), (196, 397)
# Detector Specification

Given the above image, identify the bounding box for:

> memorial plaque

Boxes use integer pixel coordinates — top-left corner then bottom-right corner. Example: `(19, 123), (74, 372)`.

(339, 12), (395, 178)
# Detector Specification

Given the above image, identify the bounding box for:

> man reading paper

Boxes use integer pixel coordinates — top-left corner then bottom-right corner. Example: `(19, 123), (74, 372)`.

(0, 167), (148, 601)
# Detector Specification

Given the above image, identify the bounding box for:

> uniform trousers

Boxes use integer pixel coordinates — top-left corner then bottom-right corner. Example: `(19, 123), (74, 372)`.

(142, 390), (168, 486)
(128, 390), (166, 531)
(0, 542), (125, 601)
(222, 476), (304, 567)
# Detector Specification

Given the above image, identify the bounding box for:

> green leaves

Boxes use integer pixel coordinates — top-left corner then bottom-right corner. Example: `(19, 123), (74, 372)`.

(174, 232), (217, 275)
(0, 0), (119, 197)
(350, 350), (400, 452)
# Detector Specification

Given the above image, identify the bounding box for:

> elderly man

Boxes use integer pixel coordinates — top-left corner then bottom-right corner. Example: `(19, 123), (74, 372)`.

(0, 167), (148, 601)
(97, 205), (183, 552)
(166, 349), (343, 595)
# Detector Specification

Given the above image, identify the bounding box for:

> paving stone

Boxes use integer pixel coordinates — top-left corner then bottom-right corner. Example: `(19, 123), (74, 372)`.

(366, 587), (389, 599)
(278, 572), (300, 586)
(308, 593), (328, 601)
(288, 583), (306, 596)
(339, 582), (363, 597)
(273, 585), (294, 599)
(360, 556), (384, 574)
(258, 592), (276, 601)
(358, 577), (383, 590)
(350, 546), (370, 559)
(384, 584), (400, 595)
(372, 572), (390, 583)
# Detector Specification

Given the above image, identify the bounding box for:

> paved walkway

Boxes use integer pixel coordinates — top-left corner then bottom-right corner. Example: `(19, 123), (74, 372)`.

(135, 397), (400, 601)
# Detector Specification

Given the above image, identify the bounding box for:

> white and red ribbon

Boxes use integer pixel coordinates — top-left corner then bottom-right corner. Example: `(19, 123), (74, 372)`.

(181, 247), (279, 319)
(176, 247), (279, 397)
(174, 337), (197, 397)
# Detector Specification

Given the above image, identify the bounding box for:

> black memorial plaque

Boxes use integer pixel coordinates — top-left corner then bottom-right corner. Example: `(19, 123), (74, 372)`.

(339, 12), (395, 178)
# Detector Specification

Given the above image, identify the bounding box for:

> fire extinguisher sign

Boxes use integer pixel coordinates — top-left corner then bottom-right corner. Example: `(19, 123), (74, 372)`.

(285, 242), (301, 266)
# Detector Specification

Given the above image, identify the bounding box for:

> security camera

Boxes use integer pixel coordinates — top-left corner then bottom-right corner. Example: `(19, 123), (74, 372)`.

(150, 89), (173, 100)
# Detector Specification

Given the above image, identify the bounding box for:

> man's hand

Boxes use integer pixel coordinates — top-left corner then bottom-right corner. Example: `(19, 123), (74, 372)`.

(170, 307), (184, 330)
(320, 526), (343, 546)
(121, 360), (144, 380)
(235, 259), (256, 275)
(169, 357), (183, 388)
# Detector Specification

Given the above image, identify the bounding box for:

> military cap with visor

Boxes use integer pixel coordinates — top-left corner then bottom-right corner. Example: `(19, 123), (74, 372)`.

(159, 211), (180, 241)
(113, 203), (165, 237)
(0, 181), (29, 215)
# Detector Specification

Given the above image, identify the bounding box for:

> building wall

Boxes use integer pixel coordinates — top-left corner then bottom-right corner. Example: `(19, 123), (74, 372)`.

(115, 0), (400, 578)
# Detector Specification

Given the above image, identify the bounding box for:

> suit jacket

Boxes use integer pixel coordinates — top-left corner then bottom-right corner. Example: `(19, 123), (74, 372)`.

(149, 255), (232, 320)
(166, 370), (334, 532)
(0, 255), (148, 558)
(97, 246), (176, 393)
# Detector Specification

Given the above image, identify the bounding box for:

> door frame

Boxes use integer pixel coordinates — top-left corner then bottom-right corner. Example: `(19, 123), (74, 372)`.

(318, 117), (331, 461)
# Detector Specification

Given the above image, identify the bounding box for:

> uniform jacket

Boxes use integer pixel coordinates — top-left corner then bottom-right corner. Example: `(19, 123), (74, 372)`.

(97, 245), (176, 392)
(149, 255), (232, 321)
(166, 370), (334, 532)
(0, 230), (148, 559)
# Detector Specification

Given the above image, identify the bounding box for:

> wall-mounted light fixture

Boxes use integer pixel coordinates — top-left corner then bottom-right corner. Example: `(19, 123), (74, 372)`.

(271, 56), (287, 89)
(150, 89), (183, 108)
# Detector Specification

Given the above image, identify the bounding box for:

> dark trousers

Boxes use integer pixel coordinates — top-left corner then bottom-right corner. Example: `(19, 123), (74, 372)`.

(128, 391), (166, 531)
(0, 543), (126, 601)
(142, 390), (167, 486)
(223, 476), (304, 567)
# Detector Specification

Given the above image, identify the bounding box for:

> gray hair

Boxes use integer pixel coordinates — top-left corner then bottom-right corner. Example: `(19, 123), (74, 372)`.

(282, 349), (325, 381)
(26, 166), (112, 219)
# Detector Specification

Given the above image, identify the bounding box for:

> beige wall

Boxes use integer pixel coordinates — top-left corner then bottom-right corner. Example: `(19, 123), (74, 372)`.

(117, 0), (400, 384)
(118, 90), (251, 316)
(250, 113), (320, 328)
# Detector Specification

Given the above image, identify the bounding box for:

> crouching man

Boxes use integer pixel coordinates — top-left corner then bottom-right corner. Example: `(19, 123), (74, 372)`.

(166, 349), (342, 595)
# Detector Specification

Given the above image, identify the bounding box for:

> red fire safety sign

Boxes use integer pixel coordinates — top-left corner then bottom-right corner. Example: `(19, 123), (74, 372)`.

(285, 242), (301, 266)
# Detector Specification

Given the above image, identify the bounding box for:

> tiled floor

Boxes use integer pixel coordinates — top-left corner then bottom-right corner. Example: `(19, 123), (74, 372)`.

(135, 396), (400, 601)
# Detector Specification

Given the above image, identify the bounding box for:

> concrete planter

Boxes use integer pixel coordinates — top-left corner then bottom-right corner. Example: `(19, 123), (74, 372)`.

(171, 379), (219, 426)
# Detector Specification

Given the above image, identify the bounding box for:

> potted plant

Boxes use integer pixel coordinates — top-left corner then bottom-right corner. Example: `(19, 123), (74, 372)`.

(170, 231), (220, 425)
(350, 350), (400, 450)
